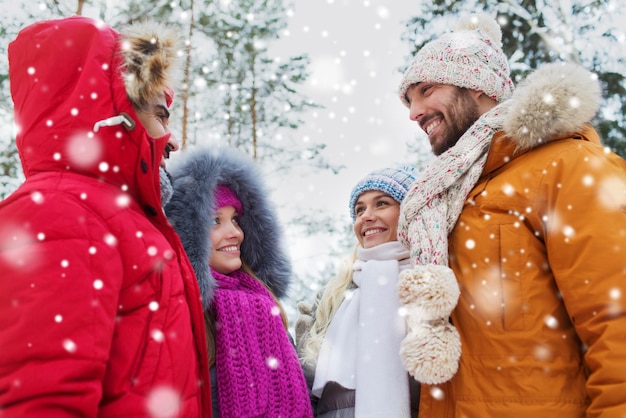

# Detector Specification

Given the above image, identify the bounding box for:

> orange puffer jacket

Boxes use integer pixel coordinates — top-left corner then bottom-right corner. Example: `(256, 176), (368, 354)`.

(415, 64), (626, 418)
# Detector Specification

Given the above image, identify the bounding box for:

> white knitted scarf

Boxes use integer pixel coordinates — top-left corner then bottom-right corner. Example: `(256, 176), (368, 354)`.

(313, 241), (412, 417)
(397, 105), (505, 384)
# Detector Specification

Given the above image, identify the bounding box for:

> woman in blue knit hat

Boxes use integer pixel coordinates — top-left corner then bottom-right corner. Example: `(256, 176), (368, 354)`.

(296, 166), (420, 417)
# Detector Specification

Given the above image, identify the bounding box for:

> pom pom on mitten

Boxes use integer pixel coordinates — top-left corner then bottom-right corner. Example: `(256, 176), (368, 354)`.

(398, 265), (460, 320)
(400, 318), (461, 384)
(398, 264), (462, 384)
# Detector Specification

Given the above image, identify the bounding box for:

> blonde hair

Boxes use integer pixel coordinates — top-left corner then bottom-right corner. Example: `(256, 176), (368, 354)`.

(300, 245), (358, 366)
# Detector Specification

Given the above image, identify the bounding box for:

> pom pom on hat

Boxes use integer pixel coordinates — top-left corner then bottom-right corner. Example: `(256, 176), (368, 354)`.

(214, 184), (243, 215)
(349, 165), (417, 221)
(398, 13), (514, 108)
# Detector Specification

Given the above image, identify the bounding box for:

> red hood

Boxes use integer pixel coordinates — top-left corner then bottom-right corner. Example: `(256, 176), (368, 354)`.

(9, 16), (166, 213)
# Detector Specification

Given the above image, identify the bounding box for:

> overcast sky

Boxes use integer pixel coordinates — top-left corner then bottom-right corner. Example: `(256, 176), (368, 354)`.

(274, 0), (421, 202)
(269, 0), (427, 267)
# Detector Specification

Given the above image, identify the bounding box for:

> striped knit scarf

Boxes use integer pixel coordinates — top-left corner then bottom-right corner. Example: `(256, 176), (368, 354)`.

(211, 268), (312, 417)
(397, 105), (505, 384)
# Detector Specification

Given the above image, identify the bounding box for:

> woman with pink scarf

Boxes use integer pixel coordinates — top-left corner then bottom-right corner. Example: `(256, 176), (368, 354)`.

(166, 147), (312, 417)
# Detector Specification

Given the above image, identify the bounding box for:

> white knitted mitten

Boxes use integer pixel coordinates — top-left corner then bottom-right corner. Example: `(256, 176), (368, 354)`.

(397, 264), (461, 384)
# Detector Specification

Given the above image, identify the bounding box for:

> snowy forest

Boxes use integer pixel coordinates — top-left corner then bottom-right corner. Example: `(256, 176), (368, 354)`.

(0, 0), (625, 325)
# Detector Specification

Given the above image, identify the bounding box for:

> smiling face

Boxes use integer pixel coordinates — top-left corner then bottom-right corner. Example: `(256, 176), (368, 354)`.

(133, 93), (179, 167)
(209, 205), (244, 275)
(406, 83), (481, 156)
(353, 190), (401, 249)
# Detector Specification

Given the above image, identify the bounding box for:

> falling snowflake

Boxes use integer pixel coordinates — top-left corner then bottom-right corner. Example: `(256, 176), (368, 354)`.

(502, 184), (515, 196)
(63, 339), (77, 353)
(103, 233), (118, 246)
(430, 386), (444, 400)
(544, 315), (558, 329)
(597, 175), (626, 210)
(542, 93), (555, 105)
(266, 356), (279, 370)
(151, 329), (165, 343)
(609, 288), (622, 300)
(0, 225), (37, 269)
(66, 132), (102, 169)
(146, 385), (181, 418)
(582, 174), (594, 187)
(30, 191), (44, 204)
(533, 344), (552, 361)
(562, 225), (575, 238)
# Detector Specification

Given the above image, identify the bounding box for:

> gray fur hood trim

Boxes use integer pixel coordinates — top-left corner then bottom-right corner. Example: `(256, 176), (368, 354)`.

(502, 62), (601, 151)
(165, 147), (291, 309)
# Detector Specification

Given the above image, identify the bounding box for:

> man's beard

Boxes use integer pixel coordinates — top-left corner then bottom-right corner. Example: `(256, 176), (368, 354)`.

(160, 166), (174, 208)
(433, 88), (481, 156)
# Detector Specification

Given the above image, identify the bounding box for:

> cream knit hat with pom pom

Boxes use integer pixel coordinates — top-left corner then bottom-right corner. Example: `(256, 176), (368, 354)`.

(399, 13), (514, 107)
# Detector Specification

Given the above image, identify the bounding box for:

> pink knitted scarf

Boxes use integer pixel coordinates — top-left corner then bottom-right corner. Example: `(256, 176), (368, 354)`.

(211, 268), (312, 417)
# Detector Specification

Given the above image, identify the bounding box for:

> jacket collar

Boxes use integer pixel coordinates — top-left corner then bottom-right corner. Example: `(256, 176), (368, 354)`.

(482, 124), (601, 177)
(477, 62), (602, 177)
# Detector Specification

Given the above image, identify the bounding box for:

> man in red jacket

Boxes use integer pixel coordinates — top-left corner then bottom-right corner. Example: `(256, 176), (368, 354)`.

(0, 16), (211, 417)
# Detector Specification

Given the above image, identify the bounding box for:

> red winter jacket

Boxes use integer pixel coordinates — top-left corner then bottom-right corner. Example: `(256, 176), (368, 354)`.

(0, 17), (211, 417)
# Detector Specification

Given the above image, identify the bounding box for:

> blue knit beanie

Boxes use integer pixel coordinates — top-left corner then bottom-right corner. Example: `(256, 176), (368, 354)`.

(349, 165), (417, 221)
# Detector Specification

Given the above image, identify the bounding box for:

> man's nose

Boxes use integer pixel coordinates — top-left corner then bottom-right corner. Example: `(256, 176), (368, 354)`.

(167, 134), (180, 153)
(409, 99), (425, 122)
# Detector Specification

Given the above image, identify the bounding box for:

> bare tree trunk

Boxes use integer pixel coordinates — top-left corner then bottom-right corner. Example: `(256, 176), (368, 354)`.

(181, 0), (195, 149)
(76, 0), (85, 15)
(226, 95), (233, 146)
(250, 57), (258, 160)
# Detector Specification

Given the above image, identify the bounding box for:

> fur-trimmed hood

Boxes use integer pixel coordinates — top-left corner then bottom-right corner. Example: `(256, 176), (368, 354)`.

(9, 16), (179, 215)
(500, 62), (601, 152)
(165, 147), (292, 309)
(120, 21), (180, 110)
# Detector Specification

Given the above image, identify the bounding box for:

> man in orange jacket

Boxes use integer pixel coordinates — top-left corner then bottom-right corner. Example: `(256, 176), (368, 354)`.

(396, 12), (626, 418)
